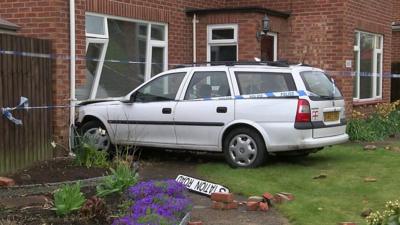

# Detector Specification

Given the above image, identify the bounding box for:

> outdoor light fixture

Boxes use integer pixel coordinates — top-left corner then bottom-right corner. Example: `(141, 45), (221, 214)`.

(256, 15), (270, 41)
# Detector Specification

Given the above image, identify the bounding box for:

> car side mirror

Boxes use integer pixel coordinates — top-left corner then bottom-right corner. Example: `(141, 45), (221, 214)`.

(121, 93), (136, 104)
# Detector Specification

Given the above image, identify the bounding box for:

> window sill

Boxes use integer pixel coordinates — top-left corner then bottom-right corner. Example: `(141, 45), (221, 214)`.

(352, 98), (383, 106)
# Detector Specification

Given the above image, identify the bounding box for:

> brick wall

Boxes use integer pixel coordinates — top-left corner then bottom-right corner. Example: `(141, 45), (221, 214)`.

(394, 0), (400, 22)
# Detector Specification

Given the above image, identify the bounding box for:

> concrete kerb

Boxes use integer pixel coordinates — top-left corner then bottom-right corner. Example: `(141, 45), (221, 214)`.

(0, 175), (111, 198)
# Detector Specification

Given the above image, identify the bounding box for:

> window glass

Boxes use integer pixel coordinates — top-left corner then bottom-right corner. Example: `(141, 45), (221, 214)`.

(359, 32), (374, 99)
(76, 43), (103, 100)
(236, 72), (296, 95)
(135, 73), (186, 103)
(300, 71), (342, 99)
(151, 47), (164, 77)
(212, 29), (234, 40)
(86, 15), (105, 35)
(96, 20), (148, 98)
(185, 72), (231, 100)
(210, 46), (237, 62)
(151, 24), (165, 41)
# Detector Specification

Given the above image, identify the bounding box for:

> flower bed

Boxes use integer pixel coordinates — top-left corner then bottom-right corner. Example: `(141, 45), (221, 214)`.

(113, 180), (192, 225)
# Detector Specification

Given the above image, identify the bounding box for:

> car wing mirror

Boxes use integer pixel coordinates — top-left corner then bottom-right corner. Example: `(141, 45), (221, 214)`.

(121, 93), (137, 104)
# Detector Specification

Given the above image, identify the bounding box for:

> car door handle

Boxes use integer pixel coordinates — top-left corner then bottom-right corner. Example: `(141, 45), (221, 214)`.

(162, 108), (172, 114)
(216, 107), (227, 113)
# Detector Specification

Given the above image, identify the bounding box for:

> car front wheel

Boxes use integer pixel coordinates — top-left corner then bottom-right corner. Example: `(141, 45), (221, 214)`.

(80, 120), (113, 153)
(223, 127), (267, 168)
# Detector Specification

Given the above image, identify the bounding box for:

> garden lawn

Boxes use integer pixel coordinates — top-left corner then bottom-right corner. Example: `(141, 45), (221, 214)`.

(197, 142), (400, 225)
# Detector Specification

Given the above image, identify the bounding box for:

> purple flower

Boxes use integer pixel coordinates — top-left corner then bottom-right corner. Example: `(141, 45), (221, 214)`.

(113, 180), (192, 225)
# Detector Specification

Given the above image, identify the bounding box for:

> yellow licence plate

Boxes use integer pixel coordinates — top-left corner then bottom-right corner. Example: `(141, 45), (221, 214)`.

(324, 111), (339, 122)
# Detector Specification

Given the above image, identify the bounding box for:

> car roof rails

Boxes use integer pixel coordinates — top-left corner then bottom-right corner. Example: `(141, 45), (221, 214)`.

(173, 60), (290, 68)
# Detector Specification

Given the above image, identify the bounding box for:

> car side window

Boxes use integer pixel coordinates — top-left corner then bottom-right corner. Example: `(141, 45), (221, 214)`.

(184, 71), (231, 100)
(134, 72), (186, 103)
(235, 72), (296, 95)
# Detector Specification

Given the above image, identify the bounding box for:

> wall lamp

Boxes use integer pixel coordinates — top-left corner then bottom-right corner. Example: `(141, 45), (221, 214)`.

(256, 15), (270, 41)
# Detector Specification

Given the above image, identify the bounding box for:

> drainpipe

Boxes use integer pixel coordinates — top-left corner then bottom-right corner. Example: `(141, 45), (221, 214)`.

(192, 13), (197, 63)
(69, 0), (76, 152)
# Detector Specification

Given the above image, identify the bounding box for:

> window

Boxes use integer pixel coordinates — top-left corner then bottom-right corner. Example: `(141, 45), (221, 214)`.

(135, 73), (186, 103)
(235, 72), (296, 95)
(353, 31), (383, 100)
(300, 71), (342, 100)
(185, 72), (231, 100)
(86, 15), (107, 37)
(77, 13), (168, 100)
(207, 25), (238, 62)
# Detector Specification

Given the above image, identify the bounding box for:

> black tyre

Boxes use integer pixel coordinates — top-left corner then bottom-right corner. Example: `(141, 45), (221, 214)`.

(223, 127), (267, 168)
(79, 120), (114, 153)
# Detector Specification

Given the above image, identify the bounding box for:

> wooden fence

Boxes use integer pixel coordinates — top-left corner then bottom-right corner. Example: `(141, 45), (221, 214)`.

(0, 33), (53, 175)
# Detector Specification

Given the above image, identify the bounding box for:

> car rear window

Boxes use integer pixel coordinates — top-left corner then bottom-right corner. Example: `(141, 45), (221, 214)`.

(300, 71), (342, 100)
(235, 72), (296, 95)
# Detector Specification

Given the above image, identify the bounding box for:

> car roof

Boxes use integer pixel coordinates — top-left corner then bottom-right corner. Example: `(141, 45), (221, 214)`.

(163, 64), (323, 75)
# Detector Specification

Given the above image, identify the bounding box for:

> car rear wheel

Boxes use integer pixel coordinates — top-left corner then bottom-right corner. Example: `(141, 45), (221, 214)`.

(80, 120), (113, 153)
(223, 127), (267, 168)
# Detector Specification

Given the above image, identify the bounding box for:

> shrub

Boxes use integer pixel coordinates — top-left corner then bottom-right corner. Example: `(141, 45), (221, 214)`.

(347, 101), (400, 141)
(80, 196), (109, 221)
(366, 200), (400, 225)
(74, 142), (109, 168)
(53, 182), (86, 216)
(96, 163), (138, 197)
(112, 180), (192, 225)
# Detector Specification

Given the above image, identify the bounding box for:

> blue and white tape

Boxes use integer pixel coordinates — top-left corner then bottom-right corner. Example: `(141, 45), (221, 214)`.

(2, 91), (314, 125)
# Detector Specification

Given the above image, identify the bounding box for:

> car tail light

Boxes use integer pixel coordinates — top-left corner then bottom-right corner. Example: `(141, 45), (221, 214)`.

(295, 99), (311, 122)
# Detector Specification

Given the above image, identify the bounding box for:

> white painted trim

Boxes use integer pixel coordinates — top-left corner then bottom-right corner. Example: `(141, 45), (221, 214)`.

(192, 14), (197, 63)
(85, 14), (108, 39)
(86, 39), (109, 99)
(69, 0), (76, 151)
(207, 24), (238, 62)
(352, 31), (383, 101)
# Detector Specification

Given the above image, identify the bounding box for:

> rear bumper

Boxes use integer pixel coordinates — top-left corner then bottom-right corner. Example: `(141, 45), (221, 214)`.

(299, 133), (349, 149)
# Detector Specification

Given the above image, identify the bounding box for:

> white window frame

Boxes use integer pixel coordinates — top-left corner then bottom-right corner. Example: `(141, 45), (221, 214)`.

(85, 14), (109, 39)
(83, 12), (168, 100)
(353, 30), (383, 101)
(85, 38), (109, 99)
(207, 24), (238, 62)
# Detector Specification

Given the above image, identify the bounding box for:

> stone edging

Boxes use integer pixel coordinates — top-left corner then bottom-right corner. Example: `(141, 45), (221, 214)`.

(0, 175), (111, 198)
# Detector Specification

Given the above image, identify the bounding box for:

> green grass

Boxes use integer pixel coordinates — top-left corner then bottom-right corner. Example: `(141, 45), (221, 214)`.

(197, 143), (400, 225)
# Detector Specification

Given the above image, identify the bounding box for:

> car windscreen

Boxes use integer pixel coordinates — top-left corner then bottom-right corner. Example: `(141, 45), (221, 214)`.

(300, 71), (343, 100)
(235, 72), (296, 95)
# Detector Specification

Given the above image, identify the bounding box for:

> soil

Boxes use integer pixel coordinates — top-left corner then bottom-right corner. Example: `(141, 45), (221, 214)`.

(138, 148), (291, 225)
(0, 149), (290, 225)
(8, 158), (109, 185)
(0, 187), (122, 225)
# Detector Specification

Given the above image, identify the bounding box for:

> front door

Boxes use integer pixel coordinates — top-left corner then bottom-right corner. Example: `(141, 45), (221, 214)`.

(174, 69), (234, 150)
(261, 33), (277, 61)
(109, 72), (186, 145)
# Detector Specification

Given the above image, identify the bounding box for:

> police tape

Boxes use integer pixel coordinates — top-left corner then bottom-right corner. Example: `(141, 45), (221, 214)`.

(1, 90), (315, 125)
(1, 49), (400, 78)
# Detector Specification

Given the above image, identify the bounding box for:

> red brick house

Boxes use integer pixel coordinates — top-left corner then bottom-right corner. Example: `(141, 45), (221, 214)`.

(0, 0), (399, 148)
